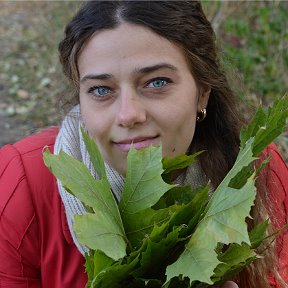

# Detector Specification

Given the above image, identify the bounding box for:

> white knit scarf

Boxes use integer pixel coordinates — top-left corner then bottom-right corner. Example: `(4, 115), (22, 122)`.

(54, 105), (209, 255)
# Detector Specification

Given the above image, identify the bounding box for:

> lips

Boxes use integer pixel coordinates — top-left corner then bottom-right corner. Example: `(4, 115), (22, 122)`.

(113, 136), (159, 152)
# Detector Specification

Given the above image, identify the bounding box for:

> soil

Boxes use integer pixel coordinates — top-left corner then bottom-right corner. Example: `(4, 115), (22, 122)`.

(0, 1), (73, 148)
(0, 2), (38, 147)
(0, 114), (35, 147)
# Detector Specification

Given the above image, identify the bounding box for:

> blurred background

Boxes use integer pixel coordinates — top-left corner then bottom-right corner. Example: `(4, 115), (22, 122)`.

(0, 1), (287, 160)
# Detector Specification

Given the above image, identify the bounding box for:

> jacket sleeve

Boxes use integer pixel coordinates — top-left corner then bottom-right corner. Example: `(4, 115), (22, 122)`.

(264, 144), (288, 287)
(0, 144), (41, 288)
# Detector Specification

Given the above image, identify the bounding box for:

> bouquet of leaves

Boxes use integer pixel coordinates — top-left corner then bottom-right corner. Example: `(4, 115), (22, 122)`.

(44, 98), (288, 287)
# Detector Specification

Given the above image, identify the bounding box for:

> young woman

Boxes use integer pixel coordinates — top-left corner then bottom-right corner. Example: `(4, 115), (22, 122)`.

(0, 1), (287, 287)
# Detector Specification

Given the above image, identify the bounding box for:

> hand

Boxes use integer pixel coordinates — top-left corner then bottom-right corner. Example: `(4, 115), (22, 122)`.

(219, 281), (239, 288)
(213, 281), (239, 288)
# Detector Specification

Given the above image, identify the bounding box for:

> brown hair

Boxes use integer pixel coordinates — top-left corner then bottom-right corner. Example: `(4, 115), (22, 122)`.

(58, 1), (283, 286)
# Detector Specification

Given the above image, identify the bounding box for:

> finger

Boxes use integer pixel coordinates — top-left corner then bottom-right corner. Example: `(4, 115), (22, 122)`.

(220, 281), (239, 288)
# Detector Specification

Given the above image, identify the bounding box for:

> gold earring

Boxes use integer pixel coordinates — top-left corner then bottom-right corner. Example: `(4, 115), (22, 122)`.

(196, 108), (207, 122)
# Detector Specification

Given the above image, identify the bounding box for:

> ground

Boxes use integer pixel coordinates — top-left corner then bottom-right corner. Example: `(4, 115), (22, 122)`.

(0, 1), (79, 147)
(0, 1), (287, 160)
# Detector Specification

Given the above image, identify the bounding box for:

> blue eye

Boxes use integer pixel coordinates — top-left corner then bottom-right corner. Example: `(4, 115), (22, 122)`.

(147, 78), (170, 88)
(88, 86), (111, 97)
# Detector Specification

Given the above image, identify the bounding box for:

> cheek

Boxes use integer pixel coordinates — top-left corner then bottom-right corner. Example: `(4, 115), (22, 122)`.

(163, 105), (197, 154)
(167, 99), (197, 133)
(175, 116), (196, 145)
(80, 103), (107, 142)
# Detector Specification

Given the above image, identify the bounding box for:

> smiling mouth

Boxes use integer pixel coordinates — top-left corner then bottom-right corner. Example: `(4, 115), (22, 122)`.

(113, 136), (159, 152)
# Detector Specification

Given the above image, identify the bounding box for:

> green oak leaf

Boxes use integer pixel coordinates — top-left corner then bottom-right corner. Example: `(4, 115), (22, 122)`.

(85, 250), (114, 283)
(81, 127), (106, 178)
(85, 251), (95, 283)
(132, 227), (183, 279)
(153, 185), (199, 209)
(212, 220), (270, 283)
(212, 243), (258, 284)
(128, 188), (209, 281)
(166, 99), (288, 285)
(43, 98), (288, 287)
(43, 149), (126, 260)
(249, 219), (269, 249)
(162, 151), (204, 183)
(74, 211), (127, 260)
(240, 97), (288, 156)
(119, 146), (174, 215)
(123, 207), (173, 250)
(43, 150), (122, 226)
(149, 186), (208, 242)
(124, 278), (163, 288)
(124, 186), (208, 250)
(165, 172), (256, 284)
(162, 151), (204, 174)
(89, 255), (140, 288)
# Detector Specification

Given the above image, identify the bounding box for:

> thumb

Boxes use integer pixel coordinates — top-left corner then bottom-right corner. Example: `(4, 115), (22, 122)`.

(220, 281), (239, 288)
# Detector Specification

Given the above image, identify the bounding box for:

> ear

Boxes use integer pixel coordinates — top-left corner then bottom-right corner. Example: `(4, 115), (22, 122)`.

(197, 86), (211, 112)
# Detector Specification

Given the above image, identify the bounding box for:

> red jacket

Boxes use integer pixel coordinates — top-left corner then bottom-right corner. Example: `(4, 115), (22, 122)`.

(0, 128), (86, 288)
(0, 128), (287, 287)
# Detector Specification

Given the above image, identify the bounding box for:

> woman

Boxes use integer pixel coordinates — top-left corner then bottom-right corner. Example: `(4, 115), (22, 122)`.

(0, 1), (287, 287)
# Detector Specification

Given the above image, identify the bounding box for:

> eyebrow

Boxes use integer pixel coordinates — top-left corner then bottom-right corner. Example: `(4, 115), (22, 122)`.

(80, 63), (178, 83)
(134, 63), (178, 75)
(80, 73), (112, 83)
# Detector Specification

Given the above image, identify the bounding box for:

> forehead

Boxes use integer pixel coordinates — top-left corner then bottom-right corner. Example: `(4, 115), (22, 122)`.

(77, 23), (191, 76)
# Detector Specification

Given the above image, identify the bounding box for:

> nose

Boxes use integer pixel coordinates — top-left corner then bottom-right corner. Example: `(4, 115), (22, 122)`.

(115, 89), (147, 128)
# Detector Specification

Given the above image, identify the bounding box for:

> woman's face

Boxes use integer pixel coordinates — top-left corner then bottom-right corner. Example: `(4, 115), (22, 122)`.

(78, 23), (210, 175)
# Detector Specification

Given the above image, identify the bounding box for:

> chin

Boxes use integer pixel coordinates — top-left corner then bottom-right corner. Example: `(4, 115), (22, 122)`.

(111, 163), (127, 177)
